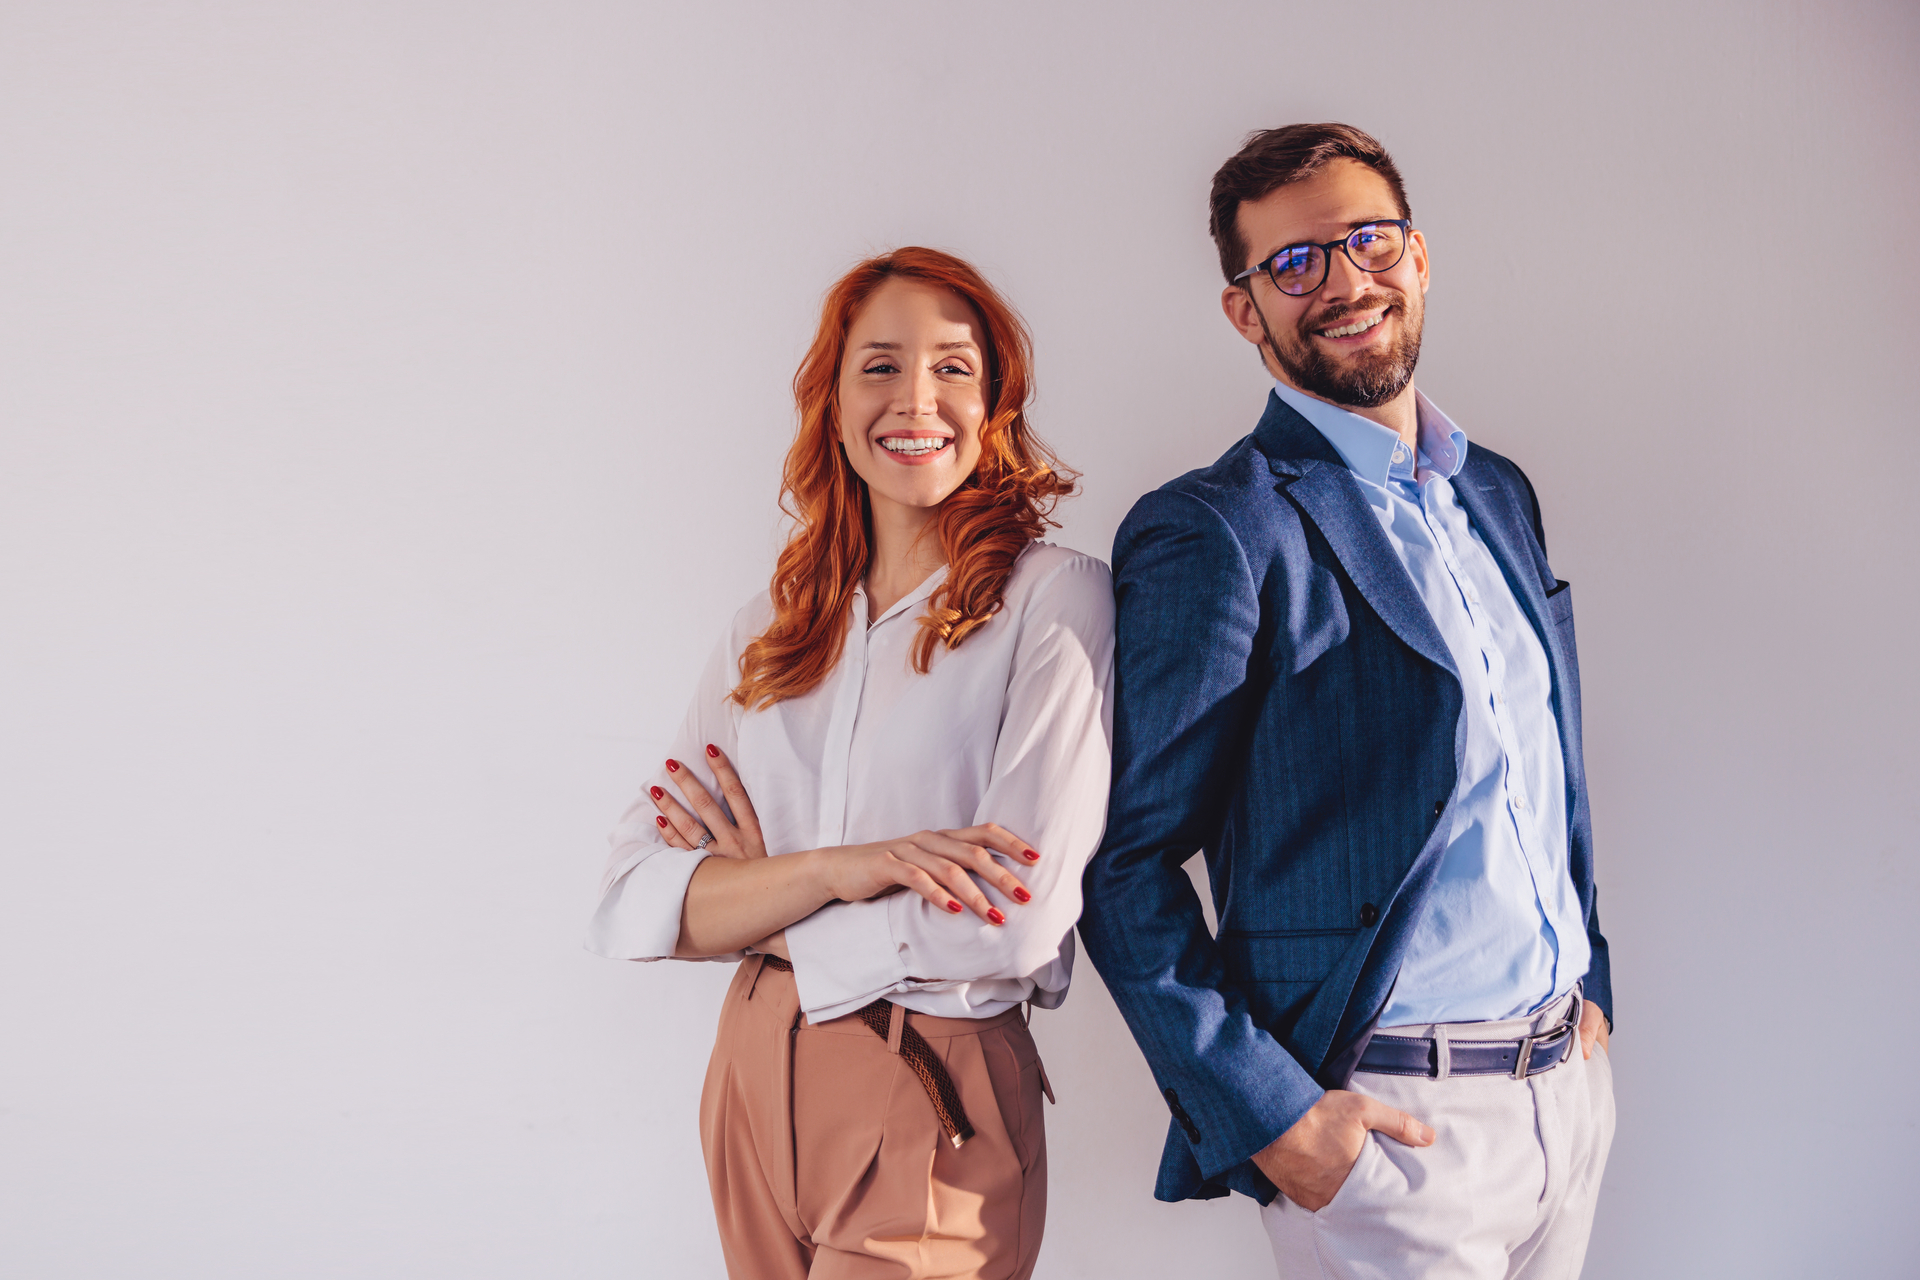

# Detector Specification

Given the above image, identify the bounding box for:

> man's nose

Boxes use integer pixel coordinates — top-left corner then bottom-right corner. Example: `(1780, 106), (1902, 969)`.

(1321, 246), (1375, 301)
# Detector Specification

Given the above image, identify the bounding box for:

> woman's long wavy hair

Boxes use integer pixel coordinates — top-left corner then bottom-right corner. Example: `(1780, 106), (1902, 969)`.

(730, 247), (1076, 710)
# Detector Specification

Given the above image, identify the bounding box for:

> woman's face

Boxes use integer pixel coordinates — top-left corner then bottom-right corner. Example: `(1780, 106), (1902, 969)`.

(836, 277), (989, 519)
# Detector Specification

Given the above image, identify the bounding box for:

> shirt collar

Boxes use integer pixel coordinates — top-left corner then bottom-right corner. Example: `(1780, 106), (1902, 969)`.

(1271, 380), (1468, 487)
(851, 564), (950, 629)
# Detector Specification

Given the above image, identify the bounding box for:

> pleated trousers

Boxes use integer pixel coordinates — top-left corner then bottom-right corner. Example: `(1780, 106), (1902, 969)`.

(699, 956), (1049, 1280)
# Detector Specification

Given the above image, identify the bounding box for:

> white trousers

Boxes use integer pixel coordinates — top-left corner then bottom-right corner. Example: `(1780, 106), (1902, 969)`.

(1261, 993), (1616, 1280)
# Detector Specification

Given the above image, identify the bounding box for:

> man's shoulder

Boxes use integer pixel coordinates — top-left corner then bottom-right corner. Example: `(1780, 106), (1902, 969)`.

(1121, 431), (1295, 546)
(1457, 440), (1547, 546)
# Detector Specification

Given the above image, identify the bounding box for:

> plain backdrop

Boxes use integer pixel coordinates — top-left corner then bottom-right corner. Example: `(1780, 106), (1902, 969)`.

(3, 2), (1916, 1276)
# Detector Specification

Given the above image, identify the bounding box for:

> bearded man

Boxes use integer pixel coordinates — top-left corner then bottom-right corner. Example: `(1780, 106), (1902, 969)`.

(1079, 123), (1616, 1279)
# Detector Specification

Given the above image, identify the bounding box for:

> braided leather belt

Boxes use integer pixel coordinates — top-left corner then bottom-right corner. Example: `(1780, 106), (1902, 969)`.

(1358, 999), (1580, 1081)
(762, 955), (975, 1147)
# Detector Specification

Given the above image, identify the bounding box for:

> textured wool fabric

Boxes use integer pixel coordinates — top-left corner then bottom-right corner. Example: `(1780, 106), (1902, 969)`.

(1080, 391), (1609, 1204)
(1260, 993), (1615, 1279)
(700, 957), (1049, 1280)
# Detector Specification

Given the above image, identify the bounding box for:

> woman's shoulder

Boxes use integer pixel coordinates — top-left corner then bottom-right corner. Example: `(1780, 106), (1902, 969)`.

(1005, 542), (1114, 625)
(720, 590), (777, 653)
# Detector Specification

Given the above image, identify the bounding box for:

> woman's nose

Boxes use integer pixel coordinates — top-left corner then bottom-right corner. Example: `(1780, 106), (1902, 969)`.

(899, 366), (939, 416)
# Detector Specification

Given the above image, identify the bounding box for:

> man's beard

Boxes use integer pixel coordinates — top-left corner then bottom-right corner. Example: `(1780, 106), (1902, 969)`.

(1255, 289), (1423, 409)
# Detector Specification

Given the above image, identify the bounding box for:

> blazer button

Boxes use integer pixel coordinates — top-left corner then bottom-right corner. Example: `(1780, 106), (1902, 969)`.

(1359, 902), (1379, 927)
(1433, 799), (1447, 817)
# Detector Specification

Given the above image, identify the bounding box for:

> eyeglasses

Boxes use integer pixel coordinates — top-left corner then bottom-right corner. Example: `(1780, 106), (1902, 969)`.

(1232, 220), (1413, 296)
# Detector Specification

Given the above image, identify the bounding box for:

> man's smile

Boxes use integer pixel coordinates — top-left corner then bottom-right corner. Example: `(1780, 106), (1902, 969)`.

(1313, 308), (1389, 341)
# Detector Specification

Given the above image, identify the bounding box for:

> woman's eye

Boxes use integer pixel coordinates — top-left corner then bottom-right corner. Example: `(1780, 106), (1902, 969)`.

(864, 362), (898, 375)
(938, 363), (972, 376)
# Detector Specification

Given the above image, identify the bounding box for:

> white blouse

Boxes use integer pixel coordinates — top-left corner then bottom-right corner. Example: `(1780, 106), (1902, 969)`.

(584, 542), (1115, 1023)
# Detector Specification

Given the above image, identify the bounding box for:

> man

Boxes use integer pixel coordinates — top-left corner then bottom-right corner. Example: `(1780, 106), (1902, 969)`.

(1078, 123), (1615, 1278)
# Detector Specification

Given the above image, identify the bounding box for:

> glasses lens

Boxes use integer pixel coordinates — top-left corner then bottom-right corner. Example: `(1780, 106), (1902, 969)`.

(1268, 244), (1324, 295)
(1346, 223), (1407, 272)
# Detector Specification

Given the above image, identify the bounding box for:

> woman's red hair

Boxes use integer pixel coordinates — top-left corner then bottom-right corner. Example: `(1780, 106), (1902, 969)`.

(731, 247), (1076, 710)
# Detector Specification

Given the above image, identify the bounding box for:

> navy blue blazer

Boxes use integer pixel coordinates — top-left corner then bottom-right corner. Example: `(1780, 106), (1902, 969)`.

(1078, 391), (1610, 1205)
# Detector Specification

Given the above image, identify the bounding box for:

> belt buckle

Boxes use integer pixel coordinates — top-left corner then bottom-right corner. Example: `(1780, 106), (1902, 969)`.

(1513, 1003), (1578, 1079)
(1510, 1032), (1536, 1080)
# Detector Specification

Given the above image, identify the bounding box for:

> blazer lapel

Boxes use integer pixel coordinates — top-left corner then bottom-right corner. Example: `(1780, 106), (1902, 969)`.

(1255, 395), (1459, 681)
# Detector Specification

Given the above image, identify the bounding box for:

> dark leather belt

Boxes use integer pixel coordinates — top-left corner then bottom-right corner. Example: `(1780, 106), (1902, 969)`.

(1357, 999), (1580, 1081)
(761, 955), (975, 1147)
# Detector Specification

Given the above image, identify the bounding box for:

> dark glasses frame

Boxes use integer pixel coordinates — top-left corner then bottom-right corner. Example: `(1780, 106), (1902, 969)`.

(1232, 219), (1414, 296)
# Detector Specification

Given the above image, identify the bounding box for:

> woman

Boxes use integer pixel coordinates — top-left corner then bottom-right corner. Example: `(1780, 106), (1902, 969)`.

(585, 247), (1113, 1279)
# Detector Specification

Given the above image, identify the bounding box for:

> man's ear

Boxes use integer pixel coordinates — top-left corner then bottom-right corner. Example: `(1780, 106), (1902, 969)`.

(1221, 285), (1267, 348)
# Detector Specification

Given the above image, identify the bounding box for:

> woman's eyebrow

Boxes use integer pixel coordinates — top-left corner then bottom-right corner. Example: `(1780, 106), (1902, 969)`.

(857, 339), (977, 352)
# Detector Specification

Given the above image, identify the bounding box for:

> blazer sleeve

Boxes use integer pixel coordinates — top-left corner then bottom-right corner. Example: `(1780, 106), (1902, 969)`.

(1078, 489), (1323, 1198)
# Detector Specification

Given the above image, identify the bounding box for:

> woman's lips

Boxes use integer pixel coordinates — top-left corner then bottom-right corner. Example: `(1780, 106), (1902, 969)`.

(877, 434), (954, 463)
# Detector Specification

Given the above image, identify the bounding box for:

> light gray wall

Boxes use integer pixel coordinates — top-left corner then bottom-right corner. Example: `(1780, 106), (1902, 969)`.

(3, 2), (1915, 1276)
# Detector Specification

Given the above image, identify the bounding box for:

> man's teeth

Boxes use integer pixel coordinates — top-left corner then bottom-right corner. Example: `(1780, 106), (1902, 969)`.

(1319, 312), (1385, 338)
(880, 437), (950, 456)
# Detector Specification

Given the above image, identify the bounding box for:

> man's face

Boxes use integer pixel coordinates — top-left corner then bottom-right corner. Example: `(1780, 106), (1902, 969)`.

(1220, 158), (1430, 409)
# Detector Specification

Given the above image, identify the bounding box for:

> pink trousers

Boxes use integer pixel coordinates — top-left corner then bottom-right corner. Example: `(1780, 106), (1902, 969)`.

(699, 956), (1050, 1279)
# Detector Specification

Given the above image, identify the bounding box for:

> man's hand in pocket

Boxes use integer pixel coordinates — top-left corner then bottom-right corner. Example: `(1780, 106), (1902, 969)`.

(1252, 1090), (1434, 1212)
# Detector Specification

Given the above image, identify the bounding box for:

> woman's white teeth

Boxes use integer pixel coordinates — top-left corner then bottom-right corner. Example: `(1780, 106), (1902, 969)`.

(880, 437), (949, 455)
(1320, 312), (1385, 338)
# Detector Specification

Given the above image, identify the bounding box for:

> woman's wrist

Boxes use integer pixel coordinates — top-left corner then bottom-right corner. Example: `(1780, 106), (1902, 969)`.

(798, 845), (844, 905)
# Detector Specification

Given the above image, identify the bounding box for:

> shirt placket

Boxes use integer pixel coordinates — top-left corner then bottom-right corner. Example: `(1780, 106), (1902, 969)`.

(816, 594), (870, 849)
(1420, 480), (1562, 962)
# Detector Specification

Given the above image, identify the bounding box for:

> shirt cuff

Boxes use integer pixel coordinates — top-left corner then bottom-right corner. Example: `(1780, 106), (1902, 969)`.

(785, 898), (908, 1020)
(583, 845), (713, 960)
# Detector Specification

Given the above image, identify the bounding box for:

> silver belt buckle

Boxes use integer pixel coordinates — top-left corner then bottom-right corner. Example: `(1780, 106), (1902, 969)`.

(1511, 1032), (1536, 1080)
(1513, 997), (1579, 1079)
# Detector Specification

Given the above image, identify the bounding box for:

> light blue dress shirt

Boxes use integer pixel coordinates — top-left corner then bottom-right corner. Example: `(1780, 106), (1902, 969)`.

(1271, 381), (1590, 1026)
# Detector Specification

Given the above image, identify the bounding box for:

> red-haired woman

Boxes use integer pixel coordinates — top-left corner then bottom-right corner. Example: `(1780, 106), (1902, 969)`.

(586, 248), (1113, 1279)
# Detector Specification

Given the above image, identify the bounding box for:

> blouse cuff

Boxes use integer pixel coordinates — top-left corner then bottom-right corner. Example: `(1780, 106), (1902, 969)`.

(583, 845), (714, 960)
(785, 897), (908, 1019)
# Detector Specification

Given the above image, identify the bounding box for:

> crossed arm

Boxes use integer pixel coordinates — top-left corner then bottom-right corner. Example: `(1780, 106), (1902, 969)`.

(645, 744), (1042, 959)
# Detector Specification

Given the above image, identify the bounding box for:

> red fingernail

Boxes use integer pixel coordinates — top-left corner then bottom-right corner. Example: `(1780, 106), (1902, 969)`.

(987, 908), (1006, 926)
(706, 743), (719, 757)
(656, 816), (669, 829)
(1012, 887), (1031, 903)
(665, 759), (680, 773)
(650, 786), (664, 800)
(947, 900), (963, 913)
(1023, 849), (1039, 861)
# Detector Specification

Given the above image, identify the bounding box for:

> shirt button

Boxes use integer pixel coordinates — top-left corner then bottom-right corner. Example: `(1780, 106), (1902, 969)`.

(1359, 902), (1380, 927)
(1512, 794), (1528, 811)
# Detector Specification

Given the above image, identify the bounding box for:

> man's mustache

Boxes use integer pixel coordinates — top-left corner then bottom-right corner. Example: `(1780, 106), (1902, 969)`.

(1297, 291), (1406, 336)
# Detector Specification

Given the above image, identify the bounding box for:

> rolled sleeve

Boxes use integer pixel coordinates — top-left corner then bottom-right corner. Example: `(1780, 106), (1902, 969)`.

(584, 841), (716, 959)
(784, 898), (908, 1020)
(584, 607), (755, 965)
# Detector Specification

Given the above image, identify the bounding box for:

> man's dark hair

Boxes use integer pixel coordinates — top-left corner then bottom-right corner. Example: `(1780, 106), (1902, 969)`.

(1208, 123), (1412, 285)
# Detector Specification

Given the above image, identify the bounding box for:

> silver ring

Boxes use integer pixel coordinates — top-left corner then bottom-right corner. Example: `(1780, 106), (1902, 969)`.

(694, 831), (715, 850)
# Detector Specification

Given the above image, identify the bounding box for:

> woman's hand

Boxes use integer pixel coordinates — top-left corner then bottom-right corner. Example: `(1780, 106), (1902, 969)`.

(651, 744), (766, 859)
(656, 746), (1039, 932)
(814, 825), (1041, 927)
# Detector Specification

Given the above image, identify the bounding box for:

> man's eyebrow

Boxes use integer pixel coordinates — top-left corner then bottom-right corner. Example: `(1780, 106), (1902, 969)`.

(1257, 216), (1403, 259)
